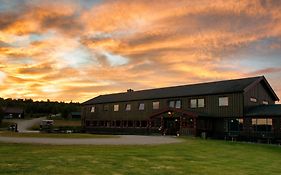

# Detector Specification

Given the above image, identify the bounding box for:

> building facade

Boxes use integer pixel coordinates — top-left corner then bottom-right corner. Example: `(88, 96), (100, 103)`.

(82, 76), (281, 142)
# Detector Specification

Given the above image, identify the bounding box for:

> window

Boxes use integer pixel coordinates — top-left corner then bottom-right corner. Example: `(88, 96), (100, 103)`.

(198, 98), (205, 108)
(250, 97), (257, 103)
(169, 101), (175, 108)
(141, 121), (148, 127)
(175, 100), (181, 109)
(153, 101), (160, 109)
(128, 121), (134, 127)
(125, 104), (131, 111)
(114, 104), (119, 111)
(169, 100), (181, 108)
(263, 101), (269, 105)
(135, 121), (141, 127)
(228, 118), (243, 132)
(219, 97), (229, 106)
(106, 121), (111, 127)
(103, 105), (108, 111)
(116, 120), (121, 127)
(90, 106), (95, 112)
(252, 118), (272, 132)
(190, 99), (197, 108)
(123, 121), (128, 127)
(139, 103), (145, 110)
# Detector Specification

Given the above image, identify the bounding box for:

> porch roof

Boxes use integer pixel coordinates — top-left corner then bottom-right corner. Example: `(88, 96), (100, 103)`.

(245, 104), (281, 117)
(149, 108), (207, 119)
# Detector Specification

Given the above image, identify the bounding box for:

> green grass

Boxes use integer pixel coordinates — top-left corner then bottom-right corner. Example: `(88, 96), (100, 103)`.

(0, 137), (280, 175)
(0, 131), (118, 139)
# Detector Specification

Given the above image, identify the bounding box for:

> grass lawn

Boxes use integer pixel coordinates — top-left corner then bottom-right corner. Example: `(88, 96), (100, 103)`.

(0, 131), (118, 139)
(0, 137), (280, 175)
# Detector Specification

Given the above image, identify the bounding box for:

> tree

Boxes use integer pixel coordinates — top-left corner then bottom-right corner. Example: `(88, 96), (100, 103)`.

(0, 107), (4, 125)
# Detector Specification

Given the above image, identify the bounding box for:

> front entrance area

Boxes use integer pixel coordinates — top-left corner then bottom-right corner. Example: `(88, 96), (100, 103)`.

(163, 117), (180, 135)
(149, 108), (197, 136)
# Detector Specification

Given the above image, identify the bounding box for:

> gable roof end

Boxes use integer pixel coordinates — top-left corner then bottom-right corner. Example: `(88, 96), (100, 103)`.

(243, 76), (279, 101)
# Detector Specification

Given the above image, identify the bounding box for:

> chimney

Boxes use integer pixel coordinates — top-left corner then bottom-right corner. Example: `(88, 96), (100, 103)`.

(127, 89), (134, 93)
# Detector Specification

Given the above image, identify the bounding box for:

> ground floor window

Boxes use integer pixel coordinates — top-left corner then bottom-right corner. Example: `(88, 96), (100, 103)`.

(227, 118), (243, 132)
(252, 118), (272, 132)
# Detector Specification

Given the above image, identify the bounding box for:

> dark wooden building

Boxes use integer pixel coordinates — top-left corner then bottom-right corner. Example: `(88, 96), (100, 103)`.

(82, 76), (281, 141)
(2, 107), (24, 119)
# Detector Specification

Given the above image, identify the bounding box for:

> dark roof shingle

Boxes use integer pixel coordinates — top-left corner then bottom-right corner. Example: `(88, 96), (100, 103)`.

(83, 76), (266, 105)
(245, 104), (281, 116)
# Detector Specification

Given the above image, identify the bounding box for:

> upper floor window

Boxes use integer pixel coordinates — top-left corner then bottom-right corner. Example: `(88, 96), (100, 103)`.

(175, 100), (181, 109)
(219, 97), (229, 106)
(103, 105), (109, 111)
(250, 97), (257, 103)
(169, 101), (175, 108)
(114, 104), (119, 112)
(190, 99), (197, 108)
(125, 104), (131, 111)
(91, 106), (95, 113)
(153, 101), (160, 109)
(169, 100), (181, 108)
(262, 101), (269, 105)
(198, 98), (205, 108)
(139, 103), (145, 110)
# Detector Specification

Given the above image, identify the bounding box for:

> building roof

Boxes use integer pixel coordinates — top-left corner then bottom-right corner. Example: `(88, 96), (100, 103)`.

(83, 76), (279, 105)
(245, 104), (281, 117)
(2, 107), (24, 114)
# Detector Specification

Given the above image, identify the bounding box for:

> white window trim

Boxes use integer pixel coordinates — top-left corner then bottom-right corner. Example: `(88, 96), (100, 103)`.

(139, 103), (145, 110)
(250, 97), (257, 103)
(91, 106), (95, 113)
(175, 100), (181, 109)
(198, 98), (205, 108)
(152, 101), (160, 110)
(114, 104), (119, 112)
(169, 101), (175, 108)
(219, 97), (229, 107)
(190, 99), (197, 108)
(125, 104), (131, 111)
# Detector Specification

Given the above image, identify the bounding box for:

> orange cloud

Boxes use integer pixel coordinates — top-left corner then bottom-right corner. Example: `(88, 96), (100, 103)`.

(0, 0), (281, 102)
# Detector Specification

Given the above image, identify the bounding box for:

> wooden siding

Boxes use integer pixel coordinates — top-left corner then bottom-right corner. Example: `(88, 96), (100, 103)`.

(244, 81), (275, 109)
(82, 92), (244, 122)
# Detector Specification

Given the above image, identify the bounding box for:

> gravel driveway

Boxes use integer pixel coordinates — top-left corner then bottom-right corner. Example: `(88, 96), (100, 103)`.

(4, 117), (46, 132)
(0, 135), (182, 145)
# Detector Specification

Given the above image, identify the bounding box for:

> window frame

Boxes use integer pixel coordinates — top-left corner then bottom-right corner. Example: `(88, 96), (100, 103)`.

(103, 105), (109, 111)
(113, 104), (119, 112)
(125, 104), (131, 111)
(198, 98), (205, 108)
(175, 100), (181, 109)
(139, 103), (145, 111)
(219, 97), (229, 107)
(90, 106), (95, 113)
(190, 99), (197, 108)
(250, 97), (257, 103)
(152, 101), (160, 110)
(169, 101), (175, 108)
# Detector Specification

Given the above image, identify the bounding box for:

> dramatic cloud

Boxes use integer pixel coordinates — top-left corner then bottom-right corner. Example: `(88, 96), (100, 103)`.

(0, 0), (281, 102)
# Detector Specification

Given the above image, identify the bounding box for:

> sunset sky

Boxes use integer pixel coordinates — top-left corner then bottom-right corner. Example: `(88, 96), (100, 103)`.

(0, 0), (281, 103)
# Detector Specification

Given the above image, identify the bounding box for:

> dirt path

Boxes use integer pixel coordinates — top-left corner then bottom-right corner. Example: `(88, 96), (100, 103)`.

(4, 117), (46, 132)
(0, 135), (183, 145)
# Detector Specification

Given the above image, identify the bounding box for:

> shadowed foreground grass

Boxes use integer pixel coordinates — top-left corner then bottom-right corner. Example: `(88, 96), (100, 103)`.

(0, 132), (118, 138)
(0, 137), (280, 175)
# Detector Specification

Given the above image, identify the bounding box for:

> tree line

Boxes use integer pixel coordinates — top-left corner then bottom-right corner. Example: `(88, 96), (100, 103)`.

(0, 98), (81, 120)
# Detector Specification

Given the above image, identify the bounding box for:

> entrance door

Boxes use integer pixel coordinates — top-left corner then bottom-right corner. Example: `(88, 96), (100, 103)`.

(163, 117), (180, 135)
